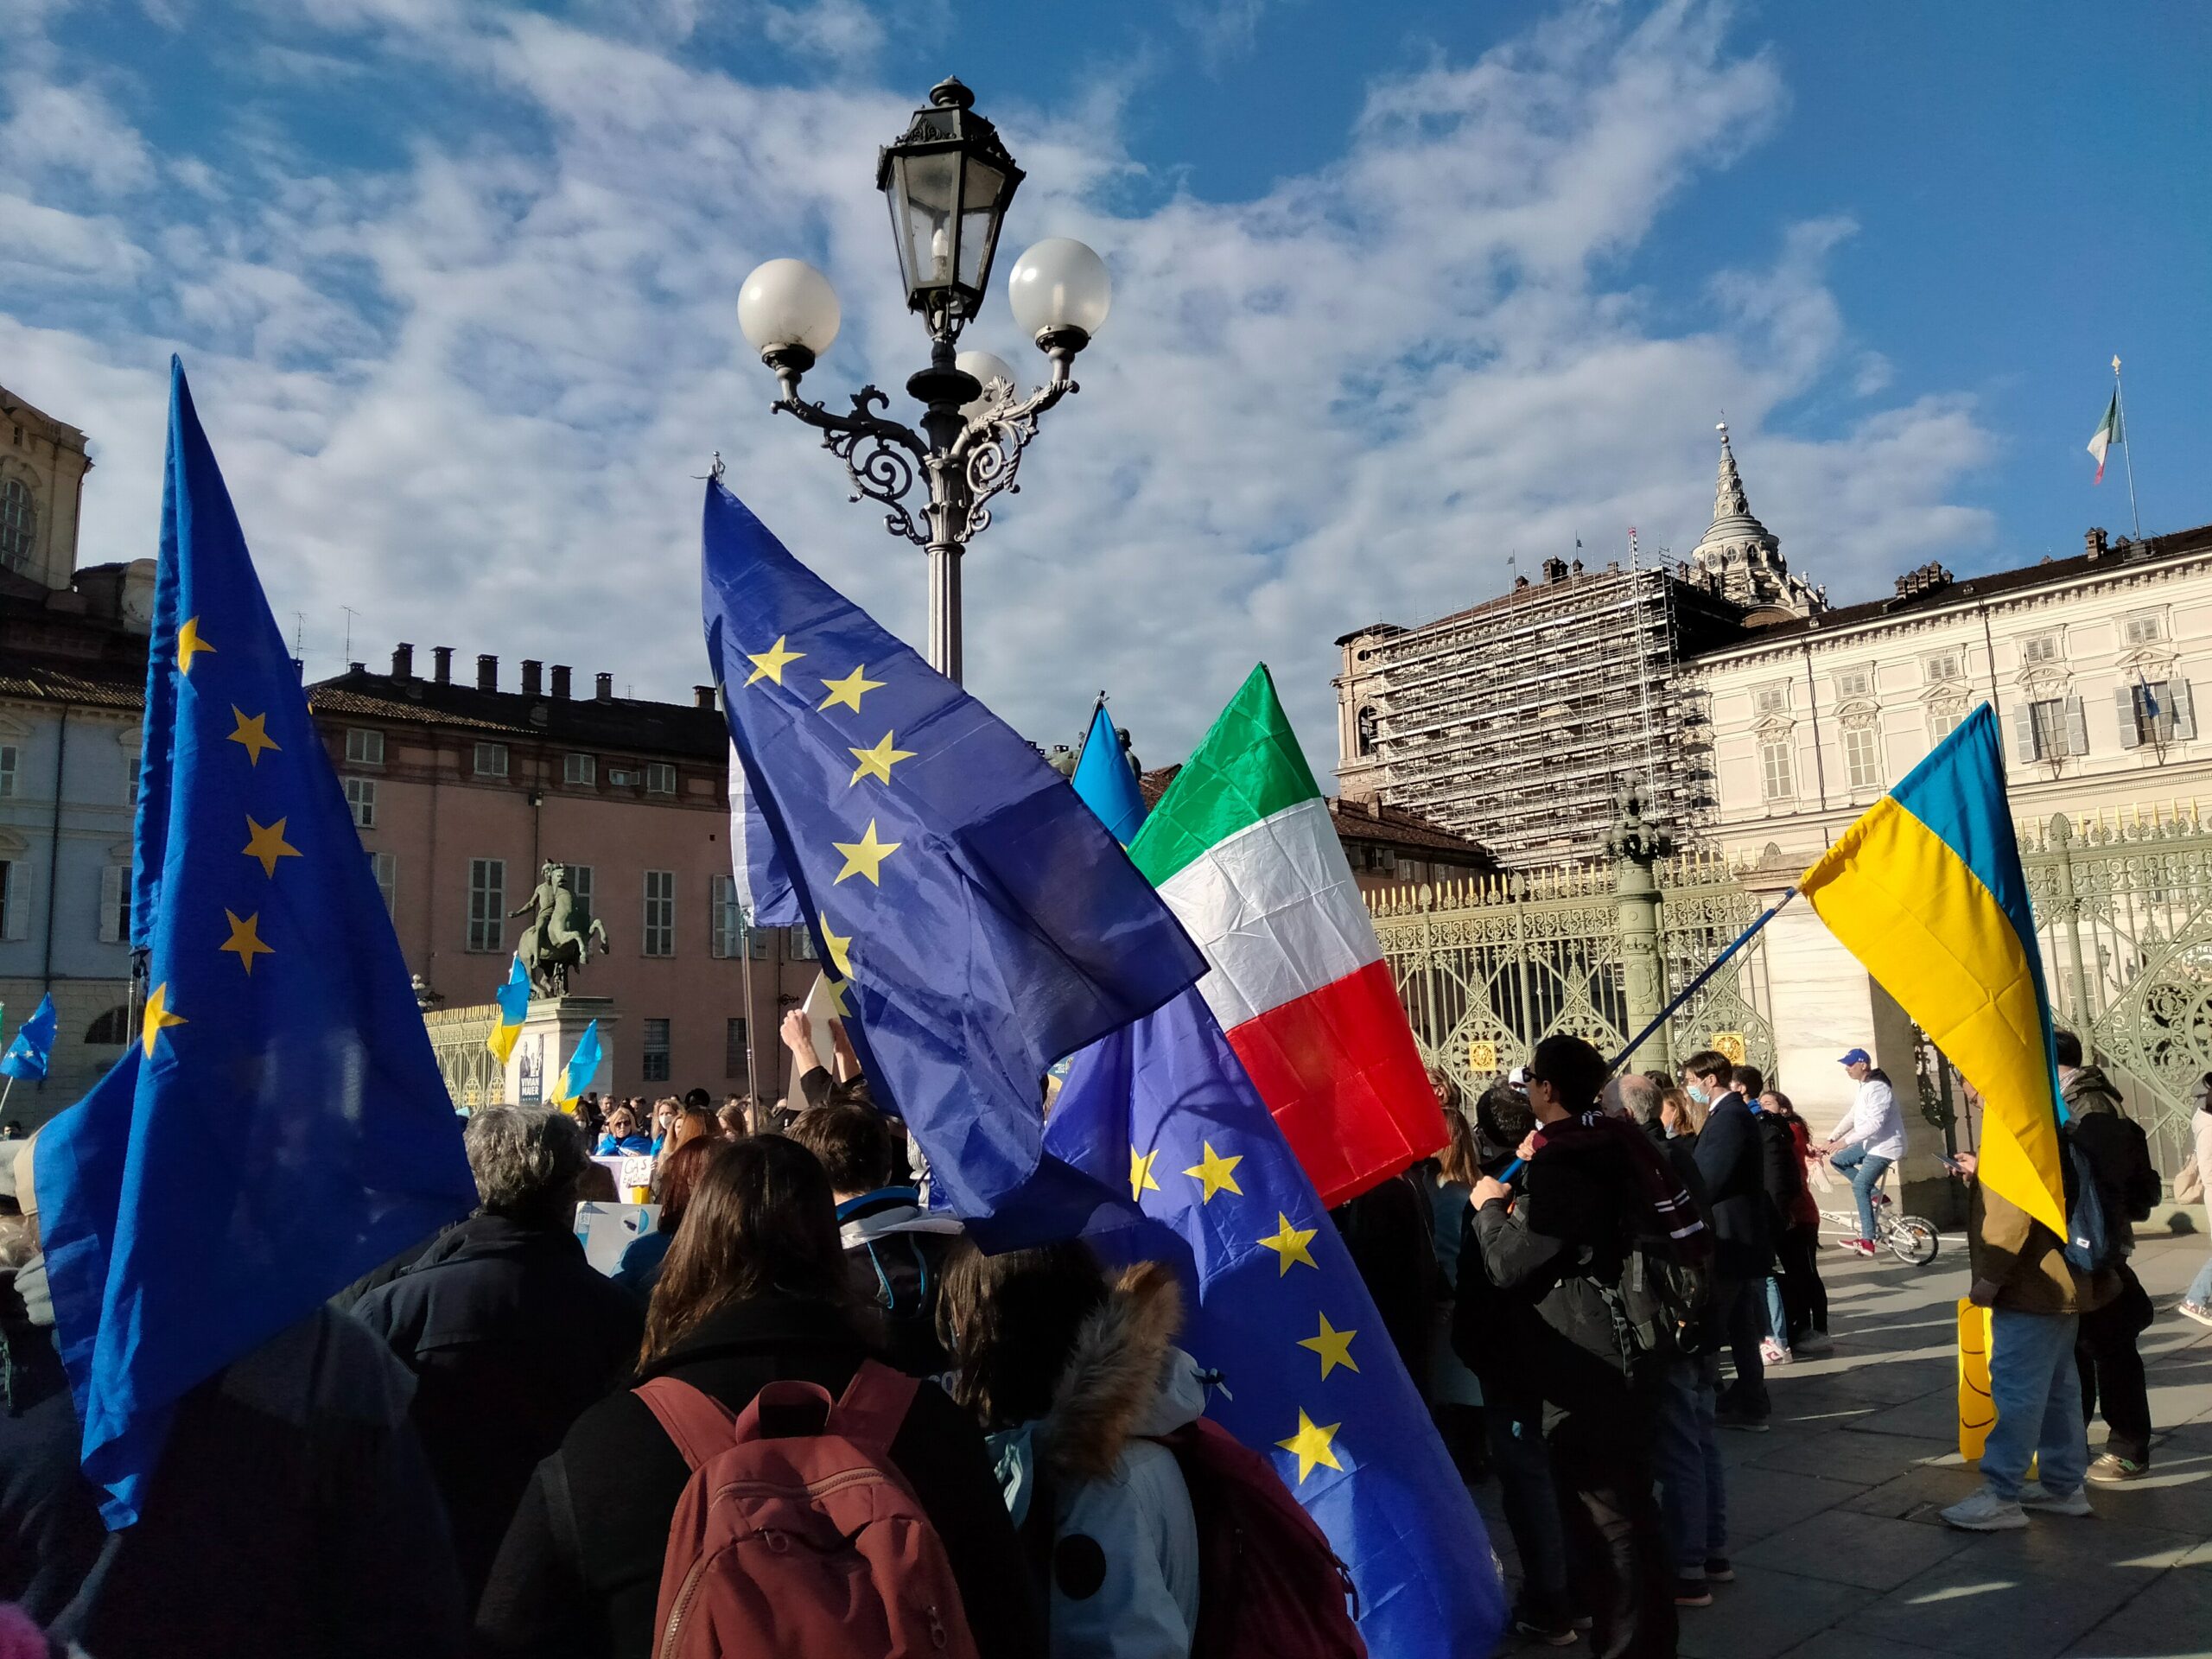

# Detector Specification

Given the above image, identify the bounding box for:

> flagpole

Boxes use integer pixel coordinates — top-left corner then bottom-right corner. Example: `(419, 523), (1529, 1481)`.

(1606, 887), (1799, 1074)
(2113, 355), (2141, 542)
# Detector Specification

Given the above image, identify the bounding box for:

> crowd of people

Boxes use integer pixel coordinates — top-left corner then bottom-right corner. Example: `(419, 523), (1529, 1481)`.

(0, 1010), (2206, 1659)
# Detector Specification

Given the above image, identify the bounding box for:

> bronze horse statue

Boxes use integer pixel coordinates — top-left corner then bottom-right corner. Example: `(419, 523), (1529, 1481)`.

(511, 861), (609, 996)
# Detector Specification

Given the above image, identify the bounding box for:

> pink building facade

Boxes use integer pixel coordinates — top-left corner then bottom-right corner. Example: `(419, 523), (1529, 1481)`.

(309, 647), (817, 1103)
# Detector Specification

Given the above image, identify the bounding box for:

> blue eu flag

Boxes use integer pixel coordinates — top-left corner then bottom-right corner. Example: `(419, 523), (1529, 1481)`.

(700, 478), (1205, 1224)
(0, 992), (56, 1080)
(1049, 729), (1507, 1657)
(32, 361), (478, 1526)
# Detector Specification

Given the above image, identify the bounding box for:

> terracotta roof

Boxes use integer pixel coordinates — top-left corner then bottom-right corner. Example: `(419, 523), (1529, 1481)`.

(308, 669), (728, 759)
(0, 660), (145, 711)
(1135, 764), (1493, 865)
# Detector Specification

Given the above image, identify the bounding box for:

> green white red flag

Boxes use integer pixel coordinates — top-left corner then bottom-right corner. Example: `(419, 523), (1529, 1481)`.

(2087, 390), (2122, 484)
(1128, 664), (1445, 1206)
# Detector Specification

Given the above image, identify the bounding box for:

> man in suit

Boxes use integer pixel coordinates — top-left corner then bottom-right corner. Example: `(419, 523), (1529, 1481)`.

(1683, 1051), (1772, 1431)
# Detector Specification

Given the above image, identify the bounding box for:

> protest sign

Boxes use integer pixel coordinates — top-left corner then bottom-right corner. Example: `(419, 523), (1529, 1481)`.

(574, 1201), (661, 1275)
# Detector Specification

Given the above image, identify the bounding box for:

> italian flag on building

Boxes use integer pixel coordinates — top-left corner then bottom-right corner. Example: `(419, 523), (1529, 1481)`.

(2087, 390), (2122, 483)
(1128, 664), (1445, 1206)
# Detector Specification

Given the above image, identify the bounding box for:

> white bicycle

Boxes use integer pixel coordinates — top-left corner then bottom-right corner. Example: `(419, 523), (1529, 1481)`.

(1817, 1166), (1941, 1267)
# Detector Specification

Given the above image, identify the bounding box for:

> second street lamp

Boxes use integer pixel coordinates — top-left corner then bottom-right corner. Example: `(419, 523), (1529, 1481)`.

(736, 76), (1110, 683)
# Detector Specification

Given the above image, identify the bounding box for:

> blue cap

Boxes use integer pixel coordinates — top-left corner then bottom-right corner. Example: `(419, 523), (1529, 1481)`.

(1839, 1047), (1872, 1067)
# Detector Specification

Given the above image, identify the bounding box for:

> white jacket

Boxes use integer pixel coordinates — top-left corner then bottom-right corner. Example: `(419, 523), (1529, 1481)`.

(1830, 1075), (1906, 1161)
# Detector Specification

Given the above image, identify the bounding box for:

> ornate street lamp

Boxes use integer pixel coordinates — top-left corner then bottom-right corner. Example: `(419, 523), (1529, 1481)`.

(737, 77), (1110, 682)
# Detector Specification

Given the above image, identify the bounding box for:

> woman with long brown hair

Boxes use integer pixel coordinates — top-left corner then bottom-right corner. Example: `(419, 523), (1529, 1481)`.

(476, 1135), (1039, 1659)
(610, 1133), (715, 1300)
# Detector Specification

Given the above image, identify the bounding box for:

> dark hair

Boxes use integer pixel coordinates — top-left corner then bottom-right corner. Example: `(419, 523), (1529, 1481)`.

(1732, 1064), (1765, 1099)
(1765, 1090), (1795, 1116)
(937, 1238), (1109, 1432)
(654, 1135), (716, 1233)
(2053, 1029), (2085, 1068)
(1474, 1082), (1535, 1170)
(786, 1102), (896, 1196)
(1530, 1033), (1607, 1111)
(641, 1135), (852, 1365)
(1682, 1048), (1733, 1085)
(683, 1088), (713, 1110)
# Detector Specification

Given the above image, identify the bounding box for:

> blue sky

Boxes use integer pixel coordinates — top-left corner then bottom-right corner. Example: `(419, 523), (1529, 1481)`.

(4, 0), (2206, 774)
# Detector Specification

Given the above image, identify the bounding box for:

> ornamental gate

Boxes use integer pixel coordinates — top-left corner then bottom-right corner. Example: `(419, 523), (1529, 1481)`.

(1366, 849), (1776, 1102)
(426, 1003), (506, 1111)
(2021, 805), (2212, 1179)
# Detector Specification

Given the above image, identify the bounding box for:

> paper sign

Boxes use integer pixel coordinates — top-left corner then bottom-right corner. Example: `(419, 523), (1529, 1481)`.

(801, 972), (842, 1072)
(618, 1154), (656, 1192)
(574, 1200), (662, 1275)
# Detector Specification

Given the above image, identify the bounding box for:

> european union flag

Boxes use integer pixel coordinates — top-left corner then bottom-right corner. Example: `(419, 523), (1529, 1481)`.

(32, 360), (478, 1525)
(1052, 718), (1506, 1657)
(700, 478), (1205, 1224)
(0, 992), (56, 1080)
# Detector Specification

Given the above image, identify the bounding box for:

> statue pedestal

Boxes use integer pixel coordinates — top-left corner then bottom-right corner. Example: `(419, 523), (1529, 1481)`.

(505, 996), (619, 1109)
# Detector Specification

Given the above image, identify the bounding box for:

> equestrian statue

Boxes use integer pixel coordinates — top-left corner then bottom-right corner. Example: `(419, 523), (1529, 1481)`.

(511, 861), (610, 996)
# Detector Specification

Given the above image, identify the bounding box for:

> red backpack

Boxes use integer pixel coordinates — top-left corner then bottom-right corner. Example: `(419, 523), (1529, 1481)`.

(634, 1363), (982, 1659)
(1159, 1417), (1367, 1659)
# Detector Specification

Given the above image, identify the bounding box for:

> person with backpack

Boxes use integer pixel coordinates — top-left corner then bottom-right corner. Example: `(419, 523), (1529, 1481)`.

(1683, 1054), (1770, 1433)
(1473, 1033), (1704, 1659)
(474, 1135), (1038, 1659)
(786, 1099), (963, 1376)
(2054, 1032), (2162, 1482)
(1940, 1081), (2121, 1532)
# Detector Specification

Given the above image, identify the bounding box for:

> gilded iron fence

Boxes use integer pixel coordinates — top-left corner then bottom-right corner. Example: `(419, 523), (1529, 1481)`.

(1366, 851), (1774, 1100)
(426, 1003), (505, 1110)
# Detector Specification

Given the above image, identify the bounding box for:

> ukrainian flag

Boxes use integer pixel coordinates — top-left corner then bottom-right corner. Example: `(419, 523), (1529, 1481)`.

(487, 953), (529, 1065)
(1798, 703), (2066, 1234)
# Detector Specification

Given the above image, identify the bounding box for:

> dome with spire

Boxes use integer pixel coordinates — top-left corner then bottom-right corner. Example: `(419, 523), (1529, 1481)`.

(1683, 423), (1824, 622)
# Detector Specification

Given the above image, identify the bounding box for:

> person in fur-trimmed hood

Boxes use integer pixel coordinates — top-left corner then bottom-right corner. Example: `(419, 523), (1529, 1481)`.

(939, 1243), (1203, 1659)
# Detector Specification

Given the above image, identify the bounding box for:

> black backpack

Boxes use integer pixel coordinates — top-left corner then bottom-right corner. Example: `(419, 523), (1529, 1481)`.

(2061, 1139), (2115, 1274)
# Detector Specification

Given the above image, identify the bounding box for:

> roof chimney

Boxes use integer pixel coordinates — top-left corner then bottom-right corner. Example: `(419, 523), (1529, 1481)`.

(2086, 526), (2107, 561)
(694, 684), (717, 710)
(391, 642), (414, 678)
(432, 645), (453, 683)
(594, 672), (613, 702)
(550, 664), (571, 699)
(521, 659), (543, 696)
(1541, 556), (1568, 583)
(349, 661), (366, 676)
(477, 653), (498, 692)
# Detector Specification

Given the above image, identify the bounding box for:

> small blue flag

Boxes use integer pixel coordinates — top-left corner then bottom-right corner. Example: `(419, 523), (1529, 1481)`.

(0, 992), (56, 1081)
(555, 1018), (603, 1107)
(1070, 702), (1147, 847)
(1039, 711), (1507, 1656)
(32, 361), (478, 1526)
(701, 478), (1205, 1224)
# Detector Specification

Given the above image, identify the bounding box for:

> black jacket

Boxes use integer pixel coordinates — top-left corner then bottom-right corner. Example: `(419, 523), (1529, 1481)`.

(474, 1294), (1041, 1659)
(1332, 1169), (1439, 1398)
(1691, 1092), (1772, 1278)
(1754, 1110), (1807, 1233)
(5, 1306), (464, 1659)
(1450, 1168), (1546, 1413)
(1471, 1125), (1649, 1421)
(0, 1305), (103, 1625)
(353, 1213), (644, 1604)
(2067, 1111), (2160, 1258)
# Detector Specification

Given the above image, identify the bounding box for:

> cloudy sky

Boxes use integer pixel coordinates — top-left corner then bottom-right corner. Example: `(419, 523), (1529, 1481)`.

(4, 0), (2206, 777)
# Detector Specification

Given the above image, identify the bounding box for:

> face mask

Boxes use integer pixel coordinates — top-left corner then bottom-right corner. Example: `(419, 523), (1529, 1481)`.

(1687, 1083), (1710, 1106)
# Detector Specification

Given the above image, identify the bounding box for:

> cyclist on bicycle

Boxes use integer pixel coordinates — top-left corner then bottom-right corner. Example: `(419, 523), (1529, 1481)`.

(1816, 1049), (1905, 1258)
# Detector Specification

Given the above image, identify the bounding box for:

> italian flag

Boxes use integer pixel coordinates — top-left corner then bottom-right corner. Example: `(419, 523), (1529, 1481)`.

(1129, 664), (1445, 1206)
(2087, 390), (2121, 483)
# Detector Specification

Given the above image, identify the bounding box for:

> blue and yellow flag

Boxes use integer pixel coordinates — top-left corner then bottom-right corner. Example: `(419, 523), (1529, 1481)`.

(701, 478), (1205, 1224)
(553, 1018), (604, 1109)
(1044, 735), (1506, 1656)
(1799, 702), (2066, 1233)
(32, 361), (477, 1525)
(487, 953), (530, 1065)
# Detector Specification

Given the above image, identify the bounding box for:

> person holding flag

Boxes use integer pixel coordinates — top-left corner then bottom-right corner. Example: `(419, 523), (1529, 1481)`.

(16, 362), (476, 1653)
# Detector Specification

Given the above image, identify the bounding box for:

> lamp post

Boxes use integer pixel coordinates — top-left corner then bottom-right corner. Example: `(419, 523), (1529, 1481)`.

(736, 77), (1111, 683)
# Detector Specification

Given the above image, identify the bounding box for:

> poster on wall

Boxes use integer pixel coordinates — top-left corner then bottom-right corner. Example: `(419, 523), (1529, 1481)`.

(518, 1033), (543, 1105)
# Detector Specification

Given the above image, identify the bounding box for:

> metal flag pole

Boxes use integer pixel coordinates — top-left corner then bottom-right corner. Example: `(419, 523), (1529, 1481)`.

(2113, 355), (2141, 542)
(1607, 887), (1801, 1074)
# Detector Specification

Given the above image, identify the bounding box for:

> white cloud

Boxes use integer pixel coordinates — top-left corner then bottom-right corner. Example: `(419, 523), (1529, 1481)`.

(0, 81), (156, 197)
(0, 0), (1998, 785)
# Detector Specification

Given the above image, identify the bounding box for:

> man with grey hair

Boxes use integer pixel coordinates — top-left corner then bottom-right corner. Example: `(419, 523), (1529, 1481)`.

(1605, 1071), (1662, 1126)
(356, 1108), (642, 1605)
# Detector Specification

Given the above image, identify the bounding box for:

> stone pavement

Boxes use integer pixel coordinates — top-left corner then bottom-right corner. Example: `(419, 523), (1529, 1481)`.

(1480, 1228), (2212, 1659)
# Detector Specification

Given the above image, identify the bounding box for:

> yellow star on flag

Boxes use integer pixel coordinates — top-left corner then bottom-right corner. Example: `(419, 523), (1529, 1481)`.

(745, 635), (804, 686)
(831, 819), (901, 886)
(818, 912), (854, 978)
(141, 982), (187, 1058)
(1257, 1213), (1319, 1275)
(242, 815), (302, 879)
(1276, 1409), (1344, 1484)
(176, 616), (215, 676)
(1130, 1147), (1163, 1198)
(823, 976), (853, 1017)
(818, 665), (884, 714)
(226, 706), (281, 766)
(1297, 1313), (1360, 1379)
(218, 909), (275, 975)
(848, 732), (916, 786)
(1183, 1141), (1244, 1203)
